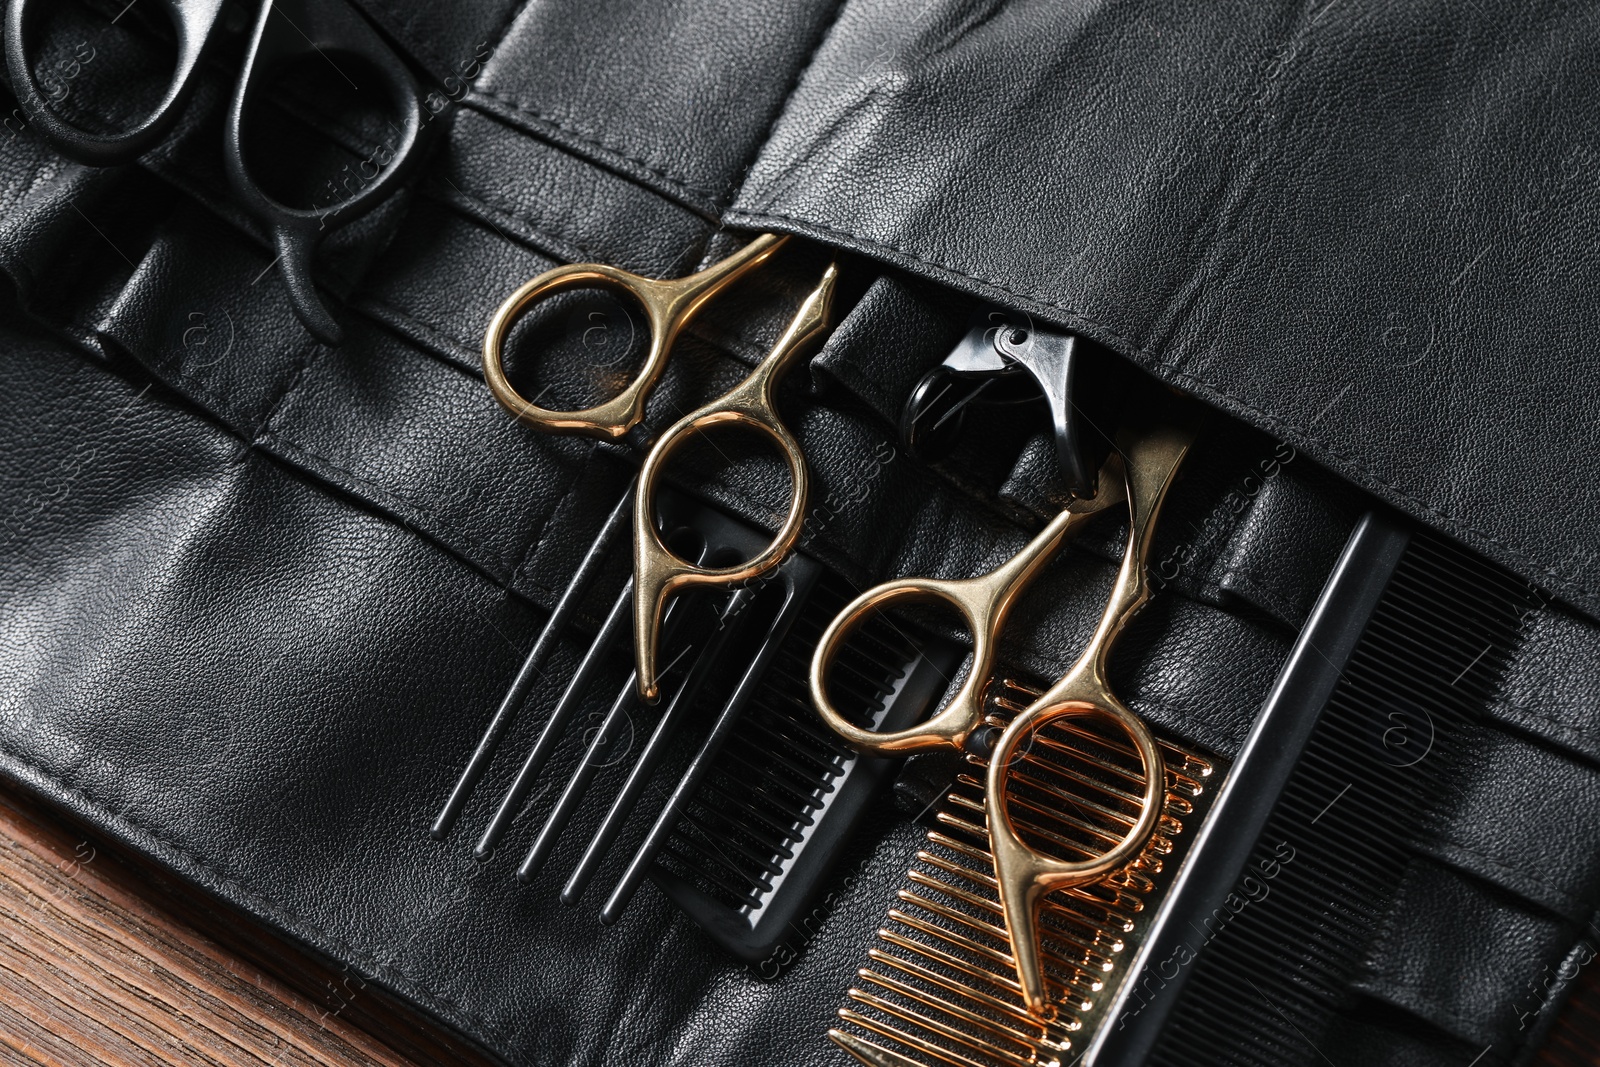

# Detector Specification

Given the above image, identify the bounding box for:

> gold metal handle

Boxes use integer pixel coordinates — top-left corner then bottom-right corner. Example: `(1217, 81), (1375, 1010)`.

(985, 420), (1196, 1016)
(631, 263), (837, 701)
(809, 472), (1126, 757)
(482, 234), (789, 441)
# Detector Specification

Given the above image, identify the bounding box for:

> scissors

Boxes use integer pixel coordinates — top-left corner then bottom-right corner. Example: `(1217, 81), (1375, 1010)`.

(482, 233), (835, 702)
(4, 0), (429, 343)
(810, 417), (1194, 1016)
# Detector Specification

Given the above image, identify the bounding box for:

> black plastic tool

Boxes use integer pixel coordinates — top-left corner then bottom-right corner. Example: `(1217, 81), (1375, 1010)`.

(434, 472), (961, 962)
(900, 308), (1124, 498)
(1090, 513), (1542, 1065)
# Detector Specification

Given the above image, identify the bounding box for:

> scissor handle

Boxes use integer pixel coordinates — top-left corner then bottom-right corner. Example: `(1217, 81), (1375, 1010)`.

(631, 261), (834, 701)
(809, 477), (1125, 757)
(4, 0), (227, 166)
(483, 234), (789, 442)
(986, 695), (1165, 1017)
(225, 0), (429, 345)
(984, 419), (1196, 1016)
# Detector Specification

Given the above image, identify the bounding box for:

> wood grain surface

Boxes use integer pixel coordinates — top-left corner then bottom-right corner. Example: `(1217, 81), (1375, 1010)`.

(0, 786), (486, 1067)
(1, 776), (1597, 1066)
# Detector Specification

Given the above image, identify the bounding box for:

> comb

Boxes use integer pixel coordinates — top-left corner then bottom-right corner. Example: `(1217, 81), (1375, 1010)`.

(829, 676), (1222, 1067)
(434, 472), (960, 962)
(1079, 511), (1544, 1065)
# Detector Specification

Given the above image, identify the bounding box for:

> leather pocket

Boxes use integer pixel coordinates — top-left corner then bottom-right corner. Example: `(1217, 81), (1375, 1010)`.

(722, 0), (1600, 625)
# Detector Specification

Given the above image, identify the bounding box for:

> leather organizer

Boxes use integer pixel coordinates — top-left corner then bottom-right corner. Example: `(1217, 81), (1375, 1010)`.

(1, 2), (1598, 1065)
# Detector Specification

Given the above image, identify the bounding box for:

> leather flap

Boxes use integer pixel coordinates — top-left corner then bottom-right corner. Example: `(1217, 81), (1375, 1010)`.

(726, 0), (1600, 622)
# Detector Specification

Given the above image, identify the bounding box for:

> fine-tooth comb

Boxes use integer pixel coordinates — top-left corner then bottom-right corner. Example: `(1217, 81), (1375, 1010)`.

(433, 465), (961, 962)
(1091, 513), (1545, 1066)
(829, 676), (1222, 1067)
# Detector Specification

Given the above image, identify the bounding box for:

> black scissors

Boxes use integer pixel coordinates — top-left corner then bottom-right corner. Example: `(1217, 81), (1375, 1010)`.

(3, 0), (430, 343)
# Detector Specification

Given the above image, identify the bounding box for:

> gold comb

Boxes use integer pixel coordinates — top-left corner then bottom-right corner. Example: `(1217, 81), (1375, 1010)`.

(829, 678), (1221, 1067)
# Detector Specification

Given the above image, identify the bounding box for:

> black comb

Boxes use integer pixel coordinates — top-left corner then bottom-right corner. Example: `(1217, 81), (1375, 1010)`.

(433, 474), (959, 962)
(1085, 512), (1542, 1065)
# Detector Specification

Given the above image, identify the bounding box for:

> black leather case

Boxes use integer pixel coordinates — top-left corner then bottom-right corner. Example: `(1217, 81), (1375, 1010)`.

(1, 2), (1597, 1065)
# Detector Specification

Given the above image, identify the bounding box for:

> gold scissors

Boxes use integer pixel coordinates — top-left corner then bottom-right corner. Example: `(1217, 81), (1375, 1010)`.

(809, 420), (1194, 1016)
(482, 234), (833, 701)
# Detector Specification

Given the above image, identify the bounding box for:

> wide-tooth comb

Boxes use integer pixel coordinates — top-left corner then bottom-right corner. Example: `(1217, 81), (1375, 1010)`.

(433, 471), (961, 961)
(830, 677), (1221, 1067)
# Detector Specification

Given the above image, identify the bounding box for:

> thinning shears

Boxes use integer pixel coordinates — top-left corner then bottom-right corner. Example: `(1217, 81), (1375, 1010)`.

(482, 233), (835, 702)
(4, 0), (430, 342)
(810, 417), (1194, 1016)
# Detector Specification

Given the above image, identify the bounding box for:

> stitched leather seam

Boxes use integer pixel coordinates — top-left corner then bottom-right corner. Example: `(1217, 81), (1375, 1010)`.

(249, 337), (324, 448)
(1421, 838), (1583, 920)
(0, 744), (530, 1063)
(467, 87), (721, 211)
(420, 179), (596, 267)
(725, 208), (1598, 606)
(350, 285), (767, 424)
(1489, 694), (1597, 737)
(260, 430), (566, 601)
(509, 442), (599, 587)
(353, 293), (480, 370)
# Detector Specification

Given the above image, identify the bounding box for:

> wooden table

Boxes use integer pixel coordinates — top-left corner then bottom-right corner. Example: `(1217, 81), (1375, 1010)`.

(2, 779), (1597, 1067)
(0, 786), (484, 1067)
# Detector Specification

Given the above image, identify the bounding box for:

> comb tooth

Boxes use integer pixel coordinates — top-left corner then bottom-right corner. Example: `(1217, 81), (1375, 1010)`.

(472, 576), (635, 858)
(829, 1027), (935, 1067)
(986, 688), (1210, 788)
(914, 849), (1132, 944)
(696, 778), (810, 837)
(1141, 530), (1525, 1066)
(945, 787), (1170, 875)
(875, 930), (1020, 998)
(858, 967), (1068, 1055)
(933, 802), (1127, 877)
(752, 699), (855, 758)
(979, 717), (1197, 802)
(721, 735), (839, 794)
(947, 784), (1139, 857)
(888, 909), (1020, 974)
(895, 889), (1011, 951)
(866, 947), (1063, 1033)
(846, 986), (1048, 1067)
(906, 871), (1119, 966)
(741, 708), (848, 772)
(690, 798), (798, 856)
(836, 1009), (1021, 1067)
(989, 741), (1157, 811)
(932, 810), (990, 841)
(839, 626), (917, 674)
(713, 746), (827, 810)
(674, 809), (787, 875)
(896, 889), (1110, 982)
(833, 708), (1217, 1067)
(887, 908), (1098, 999)
(432, 484), (634, 840)
(686, 806), (797, 867)
(982, 789), (1171, 866)
(923, 831), (1146, 924)
(658, 840), (764, 906)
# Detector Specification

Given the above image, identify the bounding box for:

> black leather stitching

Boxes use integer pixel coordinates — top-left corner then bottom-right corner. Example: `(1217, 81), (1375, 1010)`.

(465, 87), (723, 216)
(724, 207), (1600, 610)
